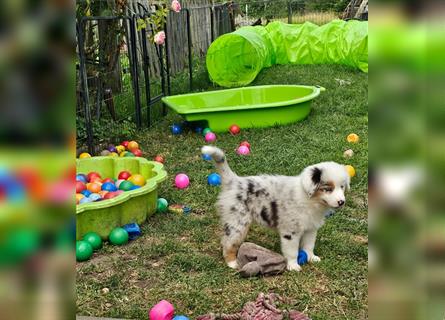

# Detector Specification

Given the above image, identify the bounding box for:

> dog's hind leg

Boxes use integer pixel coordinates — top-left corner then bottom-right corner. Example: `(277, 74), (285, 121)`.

(221, 221), (250, 269)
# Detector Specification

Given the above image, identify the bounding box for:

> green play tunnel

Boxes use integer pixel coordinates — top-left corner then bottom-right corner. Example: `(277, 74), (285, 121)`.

(206, 20), (368, 87)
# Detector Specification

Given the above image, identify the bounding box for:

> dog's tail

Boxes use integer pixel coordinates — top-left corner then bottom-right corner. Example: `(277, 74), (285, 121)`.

(201, 146), (236, 181)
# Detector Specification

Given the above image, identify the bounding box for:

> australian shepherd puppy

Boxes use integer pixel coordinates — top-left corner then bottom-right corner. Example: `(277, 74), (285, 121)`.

(202, 146), (350, 272)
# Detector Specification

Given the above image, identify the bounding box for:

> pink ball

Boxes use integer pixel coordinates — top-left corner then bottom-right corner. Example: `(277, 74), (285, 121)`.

(237, 145), (250, 155)
(149, 300), (174, 320)
(204, 132), (217, 143)
(175, 173), (190, 189)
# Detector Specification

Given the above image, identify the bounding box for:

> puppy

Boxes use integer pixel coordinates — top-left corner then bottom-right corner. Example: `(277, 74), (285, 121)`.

(202, 146), (350, 272)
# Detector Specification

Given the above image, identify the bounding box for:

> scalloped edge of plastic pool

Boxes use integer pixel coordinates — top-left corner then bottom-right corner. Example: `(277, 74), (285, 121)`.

(76, 157), (167, 240)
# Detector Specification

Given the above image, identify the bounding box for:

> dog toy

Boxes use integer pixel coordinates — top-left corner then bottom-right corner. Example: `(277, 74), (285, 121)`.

(347, 133), (359, 143)
(171, 124), (182, 135)
(173, 316), (189, 320)
(345, 165), (356, 177)
(204, 132), (217, 143)
(154, 155), (165, 163)
(237, 145), (250, 155)
(76, 240), (93, 262)
(109, 227), (129, 245)
(297, 250), (308, 265)
(229, 124), (241, 135)
(175, 173), (190, 189)
(207, 173), (221, 186)
(157, 198), (169, 213)
(343, 149), (354, 158)
(83, 232), (102, 250)
(237, 242), (286, 277)
(122, 222), (141, 240)
(149, 300), (175, 320)
(168, 204), (192, 215)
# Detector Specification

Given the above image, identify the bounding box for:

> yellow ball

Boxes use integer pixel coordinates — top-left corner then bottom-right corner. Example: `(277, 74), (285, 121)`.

(347, 133), (359, 143)
(345, 165), (356, 178)
(76, 193), (84, 204)
(79, 152), (91, 159)
(115, 145), (126, 154)
(119, 151), (127, 157)
(110, 152), (119, 157)
(128, 174), (146, 187)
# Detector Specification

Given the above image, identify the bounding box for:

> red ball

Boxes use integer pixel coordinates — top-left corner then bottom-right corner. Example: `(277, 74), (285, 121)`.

(76, 181), (86, 193)
(121, 141), (129, 148)
(102, 178), (114, 184)
(103, 191), (117, 200)
(154, 155), (164, 164)
(118, 171), (131, 180)
(133, 149), (143, 157)
(229, 124), (241, 135)
(239, 141), (251, 150)
(87, 172), (101, 182)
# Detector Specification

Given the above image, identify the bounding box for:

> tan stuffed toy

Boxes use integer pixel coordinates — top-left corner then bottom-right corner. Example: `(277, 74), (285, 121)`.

(237, 242), (287, 277)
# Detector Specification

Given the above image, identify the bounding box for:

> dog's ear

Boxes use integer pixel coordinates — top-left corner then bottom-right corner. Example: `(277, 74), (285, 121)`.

(301, 166), (322, 197)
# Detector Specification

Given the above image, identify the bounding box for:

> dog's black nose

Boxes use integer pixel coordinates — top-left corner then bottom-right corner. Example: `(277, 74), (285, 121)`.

(338, 200), (345, 206)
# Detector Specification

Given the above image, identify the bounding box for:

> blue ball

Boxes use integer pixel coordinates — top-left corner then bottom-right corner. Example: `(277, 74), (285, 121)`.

(102, 182), (118, 192)
(171, 124), (182, 135)
(195, 127), (203, 134)
(202, 154), (212, 161)
(80, 190), (92, 197)
(173, 316), (190, 320)
(89, 193), (102, 201)
(79, 197), (92, 204)
(76, 174), (88, 183)
(130, 185), (141, 190)
(207, 173), (221, 186)
(297, 249), (308, 265)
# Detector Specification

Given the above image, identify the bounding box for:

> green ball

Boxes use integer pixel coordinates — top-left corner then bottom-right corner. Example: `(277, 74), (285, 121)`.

(119, 180), (134, 191)
(109, 227), (129, 245)
(83, 232), (102, 250)
(157, 198), (169, 213)
(76, 240), (93, 262)
(124, 152), (135, 157)
(202, 128), (212, 136)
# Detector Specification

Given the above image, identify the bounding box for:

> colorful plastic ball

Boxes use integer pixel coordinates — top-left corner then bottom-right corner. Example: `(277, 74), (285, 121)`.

(237, 145), (250, 155)
(89, 193), (102, 201)
(83, 232), (102, 250)
(100, 150), (111, 156)
(79, 152), (91, 159)
(202, 128), (212, 136)
(175, 173), (190, 189)
(154, 155), (165, 163)
(79, 197), (92, 205)
(129, 185), (141, 190)
(118, 171), (132, 180)
(207, 173), (221, 186)
(109, 227), (129, 245)
(149, 300), (174, 320)
(87, 183), (101, 193)
(76, 181), (86, 193)
(90, 176), (103, 184)
(124, 151), (135, 157)
(345, 165), (356, 178)
(195, 127), (203, 134)
(115, 145), (126, 154)
(80, 190), (92, 197)
(297, 249), (308, 265)
(229, 124), (241, 135)
(108, 146), (117, 153)
(119, 180), (134, 191)
(204, 132), (217, 143)
(173, 316), (190, 320)
(76, 193), (85, 204)
(121, 141), (130, 148)
(171, 124), (182, 135)
(76, 240), (93, 261)
(127, 141), (139, 151)
(102, 178), (114, 183)
(98, 190), (109, 198)
(76, 174), (88, 183)
(202, 154), (212, 161)
(103, 191), (117, 200)
(239, 141), (251, 150)
(347, 133), (359, 143)
(119, 151), (127, 157)
(157, 198), (169, 213)
(115, 179), (125, 188)
(133, 149), (143, 157)
(128, 174), (146, 187)
(110, 152), (119, 157)
(102, 182), (118, 192)
(87, 172), (101, 182)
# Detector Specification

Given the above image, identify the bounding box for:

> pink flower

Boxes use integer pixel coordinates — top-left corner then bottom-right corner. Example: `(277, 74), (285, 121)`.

(154, 31), (165, 45)
(171, 0), (181, 13)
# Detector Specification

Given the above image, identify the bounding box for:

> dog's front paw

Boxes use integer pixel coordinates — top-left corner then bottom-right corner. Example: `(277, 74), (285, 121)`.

(309, 255), (321, 263)
(286, 261), (302, 272)
(227, 260), (239, 270)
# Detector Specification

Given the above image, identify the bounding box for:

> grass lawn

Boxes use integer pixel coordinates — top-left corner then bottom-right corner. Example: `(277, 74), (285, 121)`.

(76, 64), (368, 319)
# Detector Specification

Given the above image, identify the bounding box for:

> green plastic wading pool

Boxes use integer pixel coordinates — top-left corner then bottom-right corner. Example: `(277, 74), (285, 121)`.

(76, 157), (167, 240)
(162, 85), (325, 132)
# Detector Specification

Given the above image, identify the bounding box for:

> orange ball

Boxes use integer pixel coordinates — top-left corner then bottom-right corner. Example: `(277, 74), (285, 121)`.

(99, 190), (109, 198)
(76, 193), (84, 204)
(90, 176), (103, 184)
(128, 174), (146, 186)
(347, 133), (359, 143)
(127, 141), (139, 152)
(79, 152), (91, 159)
(86, 183), (101, 193)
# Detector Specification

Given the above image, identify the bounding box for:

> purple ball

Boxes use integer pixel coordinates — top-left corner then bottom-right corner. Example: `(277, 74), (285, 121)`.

(108, 145), (117, 153)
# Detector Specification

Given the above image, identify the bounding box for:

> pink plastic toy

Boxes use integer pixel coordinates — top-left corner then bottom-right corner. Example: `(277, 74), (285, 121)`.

(237, 145), (250, 155)
(175, 173), (190, 189)
(204, 132), (217, 143)
(149, 300), (174, 320)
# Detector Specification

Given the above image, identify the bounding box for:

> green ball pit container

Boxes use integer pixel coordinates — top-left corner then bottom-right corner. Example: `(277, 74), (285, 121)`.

(76, 157), (167, 240)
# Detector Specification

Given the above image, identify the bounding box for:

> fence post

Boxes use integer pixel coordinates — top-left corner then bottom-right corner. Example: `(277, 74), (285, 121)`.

(185, 9), (193, 92)
(287, 1), (293, 24)
(164, 20), (171, 96)
(129, 16), (142, 128)
(140, 20), (151, 127)
(77, 19), (95, 155)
